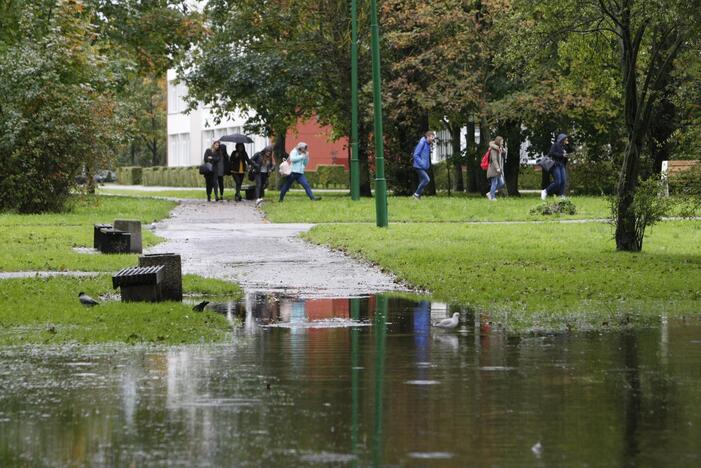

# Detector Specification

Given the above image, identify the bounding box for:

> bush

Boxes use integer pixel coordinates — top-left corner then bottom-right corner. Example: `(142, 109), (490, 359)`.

(316, 165), (347, 188)
(568, 161), (619, 195)
(116, 167), (143, 185)
(530, 199), (577, 215)
(669, 162), (701, 197)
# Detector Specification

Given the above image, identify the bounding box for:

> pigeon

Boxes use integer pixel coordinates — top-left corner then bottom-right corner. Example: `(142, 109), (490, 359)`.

(78, 292), (99, 307)
(432, 312), (460, 329)
(192, 300), (210, 312)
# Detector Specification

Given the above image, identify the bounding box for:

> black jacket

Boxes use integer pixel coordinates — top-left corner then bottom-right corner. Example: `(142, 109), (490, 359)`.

(229, 150), (251, 174)
(548, 134), (568, 163)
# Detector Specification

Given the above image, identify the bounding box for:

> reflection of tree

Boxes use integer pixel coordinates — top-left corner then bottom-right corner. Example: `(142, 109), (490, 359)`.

(621, 331), (641, 466)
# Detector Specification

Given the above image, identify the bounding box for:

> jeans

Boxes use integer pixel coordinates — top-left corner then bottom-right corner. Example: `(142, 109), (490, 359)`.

(255, 172), (269, 199)
(279, 172), (315, 201)
(414, 169), (430, 196)
(232, 173), (244, 199)
(545, 163), (567, 196)
(489, 175), (505, 199)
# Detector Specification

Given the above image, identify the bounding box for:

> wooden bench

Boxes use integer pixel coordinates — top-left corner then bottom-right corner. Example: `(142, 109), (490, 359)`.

(112, 265), (164, 302)
(661, 160), (700, 196)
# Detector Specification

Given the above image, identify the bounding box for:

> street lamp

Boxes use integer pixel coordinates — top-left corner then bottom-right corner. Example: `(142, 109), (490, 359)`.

(370, 0), (388, 227)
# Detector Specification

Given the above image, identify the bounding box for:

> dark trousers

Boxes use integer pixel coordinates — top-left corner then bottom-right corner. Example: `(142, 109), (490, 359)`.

(255, 172), (269, 199)
(217, 176), (224, 198)
(205, 173), (220, 200)
(279, 172), (315, 201)
(232, 173), (244, 199)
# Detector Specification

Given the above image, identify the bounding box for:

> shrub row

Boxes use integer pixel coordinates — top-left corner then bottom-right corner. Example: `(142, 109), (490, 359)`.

(116, 165), (350, 189)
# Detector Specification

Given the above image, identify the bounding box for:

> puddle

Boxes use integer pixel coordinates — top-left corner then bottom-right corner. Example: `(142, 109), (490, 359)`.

(1, 295), (700, 466)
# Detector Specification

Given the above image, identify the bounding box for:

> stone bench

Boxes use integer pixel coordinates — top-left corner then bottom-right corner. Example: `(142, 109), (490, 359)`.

(97, 228), (131, 254)
(112, 265), (164, 302)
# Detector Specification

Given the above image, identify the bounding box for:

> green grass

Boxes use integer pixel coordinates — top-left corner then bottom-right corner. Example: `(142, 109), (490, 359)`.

(0, 196), (176, 272)
(0, 275), (242, 345)
(99, 188), (207, 199)
(304, 220), (701, 332)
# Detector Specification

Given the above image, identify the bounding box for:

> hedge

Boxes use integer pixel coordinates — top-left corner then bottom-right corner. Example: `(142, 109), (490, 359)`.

(116, 166), (142, 185)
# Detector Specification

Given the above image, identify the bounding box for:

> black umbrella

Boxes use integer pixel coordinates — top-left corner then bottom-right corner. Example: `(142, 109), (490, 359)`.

(219, 133), (254, 144)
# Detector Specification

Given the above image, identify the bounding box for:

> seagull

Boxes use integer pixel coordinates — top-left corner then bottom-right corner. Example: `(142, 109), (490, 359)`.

(432, 312), (460, 329)
(192, 300), (210, 312)
(78, 292), (99, 307)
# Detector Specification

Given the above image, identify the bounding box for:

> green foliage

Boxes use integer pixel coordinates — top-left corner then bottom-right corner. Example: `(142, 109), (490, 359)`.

(315, 165), (347, 188)
(116, 166), (143, 185)
(610, 178), (672, 251)
(530, 199), (577, 216)
(0, 2), (120, 212)
(669, 163), (701, 197)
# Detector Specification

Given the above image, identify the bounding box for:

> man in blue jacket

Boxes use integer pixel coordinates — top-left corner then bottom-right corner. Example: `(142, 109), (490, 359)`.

(412, 131), (435, 200)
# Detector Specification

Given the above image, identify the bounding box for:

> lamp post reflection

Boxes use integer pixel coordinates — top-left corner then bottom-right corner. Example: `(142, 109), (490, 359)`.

(350, 298), (361, 467)
(373, 295), (387, 466)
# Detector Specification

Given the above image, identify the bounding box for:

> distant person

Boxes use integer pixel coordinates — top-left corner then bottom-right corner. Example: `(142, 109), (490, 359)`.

(541, 133), (569, 200)
(229, 143), (250, 202)
(486, 136), (506, 200)
(250, 145), (276, 207)
(203, 141), (223, 202)
(278, 142), (320, 202)
(215, 143), (228, 201)
(412, 130), (435, 200)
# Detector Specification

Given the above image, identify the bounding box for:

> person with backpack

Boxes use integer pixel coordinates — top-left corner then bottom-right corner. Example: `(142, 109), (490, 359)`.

(486, 136), (506, 200)
(412, 130), (435, 200)
(541, 133), (569, 200)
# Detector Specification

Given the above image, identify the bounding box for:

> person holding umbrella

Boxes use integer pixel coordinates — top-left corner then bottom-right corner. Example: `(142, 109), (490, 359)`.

(250, 145), (276, 207)
(229, 143), (250, 202)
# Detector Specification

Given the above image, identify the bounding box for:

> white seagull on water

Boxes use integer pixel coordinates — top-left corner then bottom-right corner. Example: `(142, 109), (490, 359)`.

(432, 312), (460, 329)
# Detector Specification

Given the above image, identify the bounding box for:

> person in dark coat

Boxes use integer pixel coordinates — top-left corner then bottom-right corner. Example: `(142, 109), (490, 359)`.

(215, 143), (228, 200)
(229, 143), (250, 202)
(203, 141), (223, 201)
(541, 133), (569, 199)
(250, 145), (275, 207)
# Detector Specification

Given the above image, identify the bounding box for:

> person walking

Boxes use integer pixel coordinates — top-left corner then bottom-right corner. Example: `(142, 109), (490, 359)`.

(229, 143), (250, 202)
(541, 133), (569, 200)
(278, 142), (320, 202)
(214, 142), (228, 201)
(412, 130), (435, 200)
(203, 141), (223, 202)
(486, 136), (506, 200)
(250, 145), (275, 207)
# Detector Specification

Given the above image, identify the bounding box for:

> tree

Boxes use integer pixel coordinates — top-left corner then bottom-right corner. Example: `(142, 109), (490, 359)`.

(515, 0), (699, 251)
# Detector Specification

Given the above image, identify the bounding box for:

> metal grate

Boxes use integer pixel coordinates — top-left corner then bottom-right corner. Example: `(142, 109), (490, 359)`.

(112, 265), (164, 288)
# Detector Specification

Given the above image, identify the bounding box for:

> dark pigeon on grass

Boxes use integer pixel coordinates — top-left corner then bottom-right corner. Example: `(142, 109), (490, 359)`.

(78, 292), (99, 307)
(192, 301), (210, 312)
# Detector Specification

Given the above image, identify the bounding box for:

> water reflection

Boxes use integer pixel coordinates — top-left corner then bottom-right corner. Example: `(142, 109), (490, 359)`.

(1, 295), (700, 466)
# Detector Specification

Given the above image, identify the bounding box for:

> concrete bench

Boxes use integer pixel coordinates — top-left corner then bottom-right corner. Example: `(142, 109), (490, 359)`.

(93, 224), (113, 249)
(112, 265), (164, 302)
(97, 228), (131, 254)
(139, 253), (182, 301)
(661, 160), (700, 196)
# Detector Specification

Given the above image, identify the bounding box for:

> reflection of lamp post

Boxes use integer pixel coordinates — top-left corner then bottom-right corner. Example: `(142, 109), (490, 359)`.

(350, 0), (360, 200)
(350, 298), (360, 466)
(372, 295), (387, 466)
(370, 0), (388, 227)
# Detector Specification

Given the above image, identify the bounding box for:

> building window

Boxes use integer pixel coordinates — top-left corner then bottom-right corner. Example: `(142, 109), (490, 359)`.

(168, 80), (189, 114)
(168, 133), (190, 166)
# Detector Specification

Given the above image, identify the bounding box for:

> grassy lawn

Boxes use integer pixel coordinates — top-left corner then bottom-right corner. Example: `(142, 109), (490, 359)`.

(0, 274), (242, 345)
(304, 220), (701, 332)
(0, 196), (176, 272)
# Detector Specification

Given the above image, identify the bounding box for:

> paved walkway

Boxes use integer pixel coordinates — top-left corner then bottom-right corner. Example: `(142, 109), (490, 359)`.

(147, 199), (408, 298)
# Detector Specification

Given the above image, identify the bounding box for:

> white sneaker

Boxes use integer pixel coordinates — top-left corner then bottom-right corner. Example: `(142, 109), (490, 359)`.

(540, 189), (547, 201)
(413, 194), (421, 201)
(486, 193), (492, 200)
(255, 198), (263, 207)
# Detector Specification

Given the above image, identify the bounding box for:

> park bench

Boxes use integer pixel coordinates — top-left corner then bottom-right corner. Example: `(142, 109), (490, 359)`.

(242, 184), (263, 200)
(95, 227), (132, 254)
(112, 265), (164, 302)
(661, 160), (700, 196)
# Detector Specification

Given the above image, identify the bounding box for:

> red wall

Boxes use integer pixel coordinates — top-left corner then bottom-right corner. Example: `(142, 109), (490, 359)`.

(286, 118), (349, 171)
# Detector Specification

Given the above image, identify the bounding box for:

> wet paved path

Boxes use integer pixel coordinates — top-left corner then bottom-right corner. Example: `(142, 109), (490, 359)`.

(147, 199), (407, 298)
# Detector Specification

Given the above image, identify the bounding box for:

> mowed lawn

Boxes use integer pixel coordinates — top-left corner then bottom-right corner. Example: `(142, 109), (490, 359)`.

(0, 196), (176, 272)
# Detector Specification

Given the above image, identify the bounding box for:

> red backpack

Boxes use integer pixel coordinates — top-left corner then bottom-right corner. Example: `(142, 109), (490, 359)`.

(480, 149), (490, 170)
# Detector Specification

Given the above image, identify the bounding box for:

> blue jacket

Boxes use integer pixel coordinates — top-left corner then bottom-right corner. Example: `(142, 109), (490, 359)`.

(412, 137), (431, 170)
(289, 148), (308, 174)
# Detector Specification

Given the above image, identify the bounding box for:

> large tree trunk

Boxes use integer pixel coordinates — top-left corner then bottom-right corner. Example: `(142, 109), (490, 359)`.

(615, 137), (643, 250)
(503, 123), (522, 196)
(466, 121), (480, 193)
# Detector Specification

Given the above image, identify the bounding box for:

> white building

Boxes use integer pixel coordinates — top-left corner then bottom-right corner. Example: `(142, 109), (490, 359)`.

(166, 69), (269, 167)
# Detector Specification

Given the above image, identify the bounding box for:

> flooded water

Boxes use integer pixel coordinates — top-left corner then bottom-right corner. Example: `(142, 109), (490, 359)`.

(1, 295), (700, 466)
